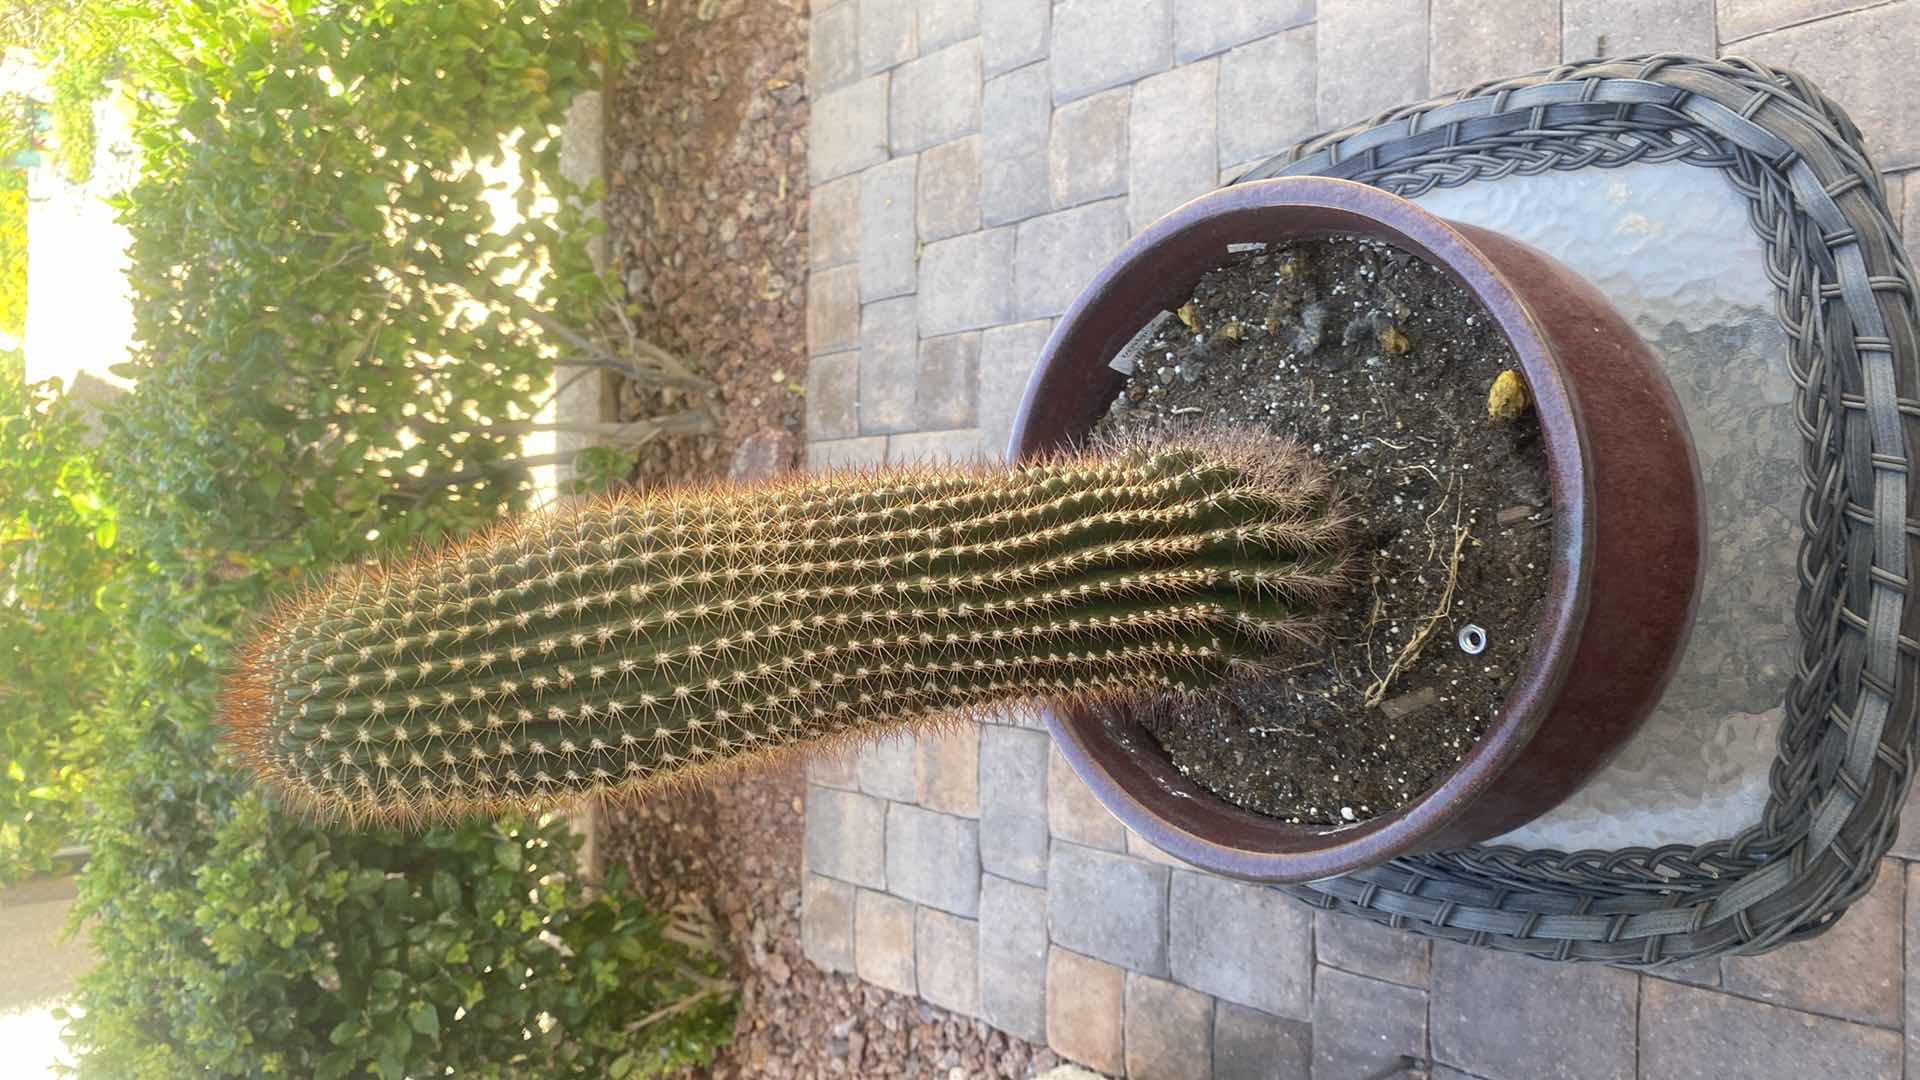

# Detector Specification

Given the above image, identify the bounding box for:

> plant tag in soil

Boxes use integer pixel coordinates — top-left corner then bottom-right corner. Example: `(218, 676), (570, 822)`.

(1111, 311), (1175, 375)
(1226, 242), (1268, 254)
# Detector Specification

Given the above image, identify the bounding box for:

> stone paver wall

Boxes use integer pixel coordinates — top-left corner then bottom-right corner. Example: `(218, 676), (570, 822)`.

(800, 1), (1920, 1076)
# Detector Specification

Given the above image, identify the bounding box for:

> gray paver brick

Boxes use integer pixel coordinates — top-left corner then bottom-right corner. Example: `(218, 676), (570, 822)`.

(809, 172), (860, 269)
(917, 0), (979, 52)
(811, 1), (860, 93)
(810, 75), (889, 185)
(1014, 199), (1130, 320)
(1124, 973), (1213, 1080)
(1129, 59), (1217, 233)
(1311, 967), (1428, 1079)
(859, 155), (918, 300)
(982, 65), (1052, 226)
(1316, 910), (1431, 988)
(917, 134), (982, 242)
(1734, 1), (1920, 172)
(805, 748), (860, 790)
(855, 887), (917, 995)
(806, 263), (860, 355)
(887, 428), (986, 463)
(805, 349), (859, 440)
(1047, 741), (1126, 851)
(855, 728), (918, 800)
(977, 317), (1051, 461)
(1431, 942), (1638, 1080)
(1721, 858), (1904, 1027)
(914, 906), (981, 1017)
(805, 784), (887, 888)
(1049, 86), (1131, 209)
(886, 802), (982, 916)
(1174, 0), (1314, 62)
(981, 0), (1049, 77)
(1048, 842), (1169, 976)
(890, 40), (983, 154)
(1907, 176), (1920, 309)
(1429, 0), (1560, 96)
(1168, 870), (1312, 1018)
(858, 296), (919, 434)
(978, 724), (1051, 885)
(860, 0), (917, 75)
(1908, 862), (1920, 1071)
(916, 332), (981, 429)
(1719, 0), (1876, 43)
(801, 872), (855, 972)
(1047, 946), (1126, 1075)
(1214, 1002), (1312, 1080)
(1217, 27), (1316, 171)
(1316, 0), (1426, 129)
(918, 226), (1016, 334)
(1050, 0), (1172, 103)
(1124, 828), (1194, 869)
(979, 874), (1049, 1042)
(1562, 0), (1715, 60)
(807, 435), (889, 471)
(1641, 977), (1902, 1080)
(913, 722), (980, 817)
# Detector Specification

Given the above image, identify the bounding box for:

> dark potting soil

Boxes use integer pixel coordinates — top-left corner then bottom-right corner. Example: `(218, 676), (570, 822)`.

(1090, 235), (1552, 826)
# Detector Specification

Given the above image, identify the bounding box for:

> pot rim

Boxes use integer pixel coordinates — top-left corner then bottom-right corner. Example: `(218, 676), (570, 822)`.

(1009, 176), (1597, 881)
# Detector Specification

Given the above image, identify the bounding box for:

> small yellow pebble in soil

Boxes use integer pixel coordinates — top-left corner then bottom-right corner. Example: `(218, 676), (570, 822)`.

(1218, 320), (1244, 342)
(1177, 302), (1198, 330)
(1378, 325), (1410, 355)
(1487, 369), (1530, 422)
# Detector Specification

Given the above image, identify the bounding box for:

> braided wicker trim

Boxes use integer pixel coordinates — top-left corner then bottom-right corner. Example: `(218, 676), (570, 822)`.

(1236, 55), (1919, 964)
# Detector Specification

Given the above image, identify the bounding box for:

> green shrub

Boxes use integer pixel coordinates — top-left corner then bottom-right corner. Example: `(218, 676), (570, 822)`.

(0, 352), (120, 882)
(0, 170), (24, 338)
(50, 1), (734, 1074)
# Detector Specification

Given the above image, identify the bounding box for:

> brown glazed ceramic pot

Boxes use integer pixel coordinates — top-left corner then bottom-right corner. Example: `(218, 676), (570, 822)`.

(1009, 177), (1704, 883)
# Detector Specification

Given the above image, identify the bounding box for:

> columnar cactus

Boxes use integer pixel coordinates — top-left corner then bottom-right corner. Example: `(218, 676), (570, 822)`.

(223, 438), (1348, 825)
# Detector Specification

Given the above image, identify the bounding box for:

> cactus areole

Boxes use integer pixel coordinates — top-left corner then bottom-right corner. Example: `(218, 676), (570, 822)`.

(224, 437), (1349, 826)
(1013, 177), (1703, 882)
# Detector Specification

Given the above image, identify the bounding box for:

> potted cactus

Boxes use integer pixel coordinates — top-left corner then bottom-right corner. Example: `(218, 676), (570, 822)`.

(225, 178), (1702, 883)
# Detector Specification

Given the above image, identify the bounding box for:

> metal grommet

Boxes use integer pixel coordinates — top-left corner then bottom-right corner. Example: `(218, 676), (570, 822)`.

(1457, 624), (1488, 655)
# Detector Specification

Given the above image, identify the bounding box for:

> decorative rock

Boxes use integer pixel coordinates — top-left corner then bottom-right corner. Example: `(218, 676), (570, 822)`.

(728, 428), (798, 482)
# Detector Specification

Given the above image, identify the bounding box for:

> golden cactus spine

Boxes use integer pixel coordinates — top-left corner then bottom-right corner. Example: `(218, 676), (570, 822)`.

(222, 439), (1348, 825)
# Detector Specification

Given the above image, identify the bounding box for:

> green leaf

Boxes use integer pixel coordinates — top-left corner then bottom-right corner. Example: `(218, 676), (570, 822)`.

(94, 518), (118, 549)
(609, 1051), (635, 1078)
(371, 968), (404, 992)
(407, 1001), (438, 1038)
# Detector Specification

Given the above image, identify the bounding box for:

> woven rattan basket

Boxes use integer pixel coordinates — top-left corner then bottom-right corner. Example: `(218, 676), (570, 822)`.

(1234, 55), (1919, 965)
